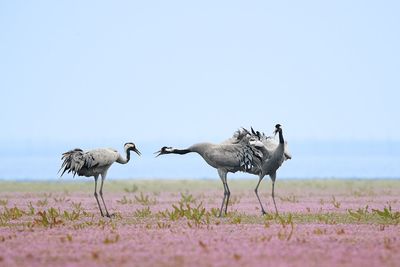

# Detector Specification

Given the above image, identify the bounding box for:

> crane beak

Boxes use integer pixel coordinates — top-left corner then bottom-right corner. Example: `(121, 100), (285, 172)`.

(133, 147), (141, 156)
(154, 150), (162, 157)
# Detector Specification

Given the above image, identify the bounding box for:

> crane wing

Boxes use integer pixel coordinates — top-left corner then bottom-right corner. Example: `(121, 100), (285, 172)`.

(220, 128), (250, 145)
(59, 148), (98, 177)
(205, 144), (262, 171)
(84, 149), (119, 167)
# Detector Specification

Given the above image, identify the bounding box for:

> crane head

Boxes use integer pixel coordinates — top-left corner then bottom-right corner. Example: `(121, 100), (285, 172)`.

(154, 146), (173, 157)
(274, 124), (282, 135)
(124, 142), (141, 156)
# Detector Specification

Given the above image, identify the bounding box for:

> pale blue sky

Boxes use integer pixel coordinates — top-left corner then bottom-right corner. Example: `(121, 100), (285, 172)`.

(0, 1), (399, 179)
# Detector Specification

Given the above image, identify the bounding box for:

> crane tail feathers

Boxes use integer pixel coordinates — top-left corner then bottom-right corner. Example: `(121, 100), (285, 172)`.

(59, 148), (86, 178)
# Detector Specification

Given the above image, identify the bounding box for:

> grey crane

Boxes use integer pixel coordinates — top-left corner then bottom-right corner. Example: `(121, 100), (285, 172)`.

(59, 142), (141, 217)
(246, 124), (291, 215)
(155, 139), (262, 217)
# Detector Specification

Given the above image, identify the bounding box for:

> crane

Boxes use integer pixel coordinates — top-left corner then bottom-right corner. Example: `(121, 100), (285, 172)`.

(59, 142), (141, 217)
(247, 124), (291, 215)
(155, 139), (262, 217)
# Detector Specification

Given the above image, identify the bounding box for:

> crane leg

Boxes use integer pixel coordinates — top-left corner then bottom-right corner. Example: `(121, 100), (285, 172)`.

(272, 180), (279, 215)
(99, 173), (112, 218)
(224, 182), (231, 215)
(218, 169), (229, 217)
(219, 183), (228, 217)
(254, 176), (267, 215)
(94, 175), (104, 217)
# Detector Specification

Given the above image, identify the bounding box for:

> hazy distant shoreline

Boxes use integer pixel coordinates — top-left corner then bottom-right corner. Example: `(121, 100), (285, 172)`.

(1, 140), (399, 180)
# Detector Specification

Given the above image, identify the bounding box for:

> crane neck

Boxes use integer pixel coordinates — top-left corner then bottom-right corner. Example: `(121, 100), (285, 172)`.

(278, 129), (284, 144)
(166, 143), (211, 156)
(117, 148), (131, 164)
(171, 148), (192, 155)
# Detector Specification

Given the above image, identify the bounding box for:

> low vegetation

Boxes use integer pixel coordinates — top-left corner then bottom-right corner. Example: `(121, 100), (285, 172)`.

(0, 179), (399, 267)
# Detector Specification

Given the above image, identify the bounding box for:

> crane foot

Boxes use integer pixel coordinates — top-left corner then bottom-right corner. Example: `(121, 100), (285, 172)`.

(261, 210), (267, 216)
(105, 213), (115, 218)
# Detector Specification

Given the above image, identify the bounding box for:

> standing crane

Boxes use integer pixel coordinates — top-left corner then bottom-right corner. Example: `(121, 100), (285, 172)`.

(155, 139), (262, 217)
(59, 142), (141, 217)
(246, 124), (291, 215)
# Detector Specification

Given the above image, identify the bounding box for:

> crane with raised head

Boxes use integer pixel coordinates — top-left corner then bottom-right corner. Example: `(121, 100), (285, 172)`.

(247, 124), (291, 215)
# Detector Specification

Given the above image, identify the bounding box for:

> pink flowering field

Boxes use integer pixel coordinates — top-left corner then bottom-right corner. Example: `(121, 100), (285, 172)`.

(0, 179), (399, 267)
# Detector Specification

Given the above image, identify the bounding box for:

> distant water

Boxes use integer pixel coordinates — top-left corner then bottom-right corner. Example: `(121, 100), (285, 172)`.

(0, 140), (399, 180)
